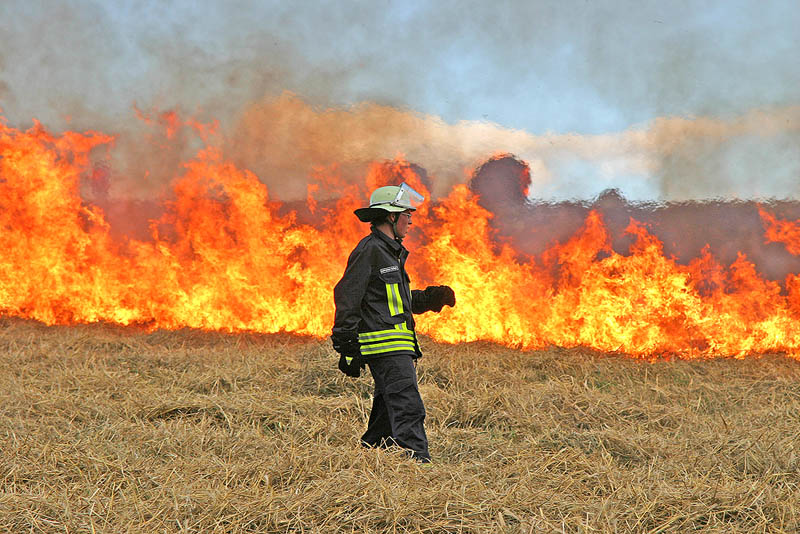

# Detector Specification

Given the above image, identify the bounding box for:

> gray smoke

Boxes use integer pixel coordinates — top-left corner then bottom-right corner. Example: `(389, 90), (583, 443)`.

(1, 0), (799, 206)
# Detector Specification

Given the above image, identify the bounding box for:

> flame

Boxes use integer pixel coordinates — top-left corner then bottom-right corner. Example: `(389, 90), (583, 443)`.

(3, 113), (800, 359)
(759, 206), (800, 255)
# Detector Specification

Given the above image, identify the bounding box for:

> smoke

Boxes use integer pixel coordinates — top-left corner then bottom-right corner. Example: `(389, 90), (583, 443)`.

(468, 156), (800, 282)
(648, 109), (800, 199)
(222, 92), (537, 200)
(1, 0), (799, 205)
(219, 94), (800, 203)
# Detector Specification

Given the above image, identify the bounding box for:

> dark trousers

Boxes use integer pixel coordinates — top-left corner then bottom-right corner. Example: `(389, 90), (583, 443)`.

(361, 354), (430, 462)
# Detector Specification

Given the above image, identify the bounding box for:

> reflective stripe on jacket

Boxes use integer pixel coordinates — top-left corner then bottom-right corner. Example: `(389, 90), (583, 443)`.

(333, 227), (423, 359)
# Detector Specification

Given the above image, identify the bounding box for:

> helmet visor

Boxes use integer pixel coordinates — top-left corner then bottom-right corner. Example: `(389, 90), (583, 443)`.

(392, 183), (425, 210)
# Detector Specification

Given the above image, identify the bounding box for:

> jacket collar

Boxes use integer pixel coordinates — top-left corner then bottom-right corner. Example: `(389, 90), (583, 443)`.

(371, 226), (407, 257)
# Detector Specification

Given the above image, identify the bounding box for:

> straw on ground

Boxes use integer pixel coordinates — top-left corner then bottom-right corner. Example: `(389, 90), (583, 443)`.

(0, 318), (798, 533)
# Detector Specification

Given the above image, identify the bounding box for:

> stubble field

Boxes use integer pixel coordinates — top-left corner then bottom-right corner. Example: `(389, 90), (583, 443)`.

(1, 318), (799, 533)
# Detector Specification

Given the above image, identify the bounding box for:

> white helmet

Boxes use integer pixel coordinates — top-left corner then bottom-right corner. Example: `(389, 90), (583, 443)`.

(354, 183), (425, 222)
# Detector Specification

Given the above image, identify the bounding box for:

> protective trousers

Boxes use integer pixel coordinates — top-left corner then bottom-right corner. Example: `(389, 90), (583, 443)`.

(361, 354), (430, 462)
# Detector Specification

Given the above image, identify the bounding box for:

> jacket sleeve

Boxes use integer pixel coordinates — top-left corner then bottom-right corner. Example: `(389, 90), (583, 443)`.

(332, 244), (373, 334)
(411, 289), (430, 314)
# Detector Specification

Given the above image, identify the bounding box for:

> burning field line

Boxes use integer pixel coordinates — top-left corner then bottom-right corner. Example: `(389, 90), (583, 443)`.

(9, 116), (800, 359)
(0, 318), (799, 533)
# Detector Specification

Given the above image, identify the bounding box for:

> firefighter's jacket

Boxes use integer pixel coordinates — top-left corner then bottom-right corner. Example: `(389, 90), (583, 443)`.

(333, 227), (425, 359)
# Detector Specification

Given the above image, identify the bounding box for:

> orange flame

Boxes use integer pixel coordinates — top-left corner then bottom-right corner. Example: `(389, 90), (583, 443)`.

(3, 114), (800, 359)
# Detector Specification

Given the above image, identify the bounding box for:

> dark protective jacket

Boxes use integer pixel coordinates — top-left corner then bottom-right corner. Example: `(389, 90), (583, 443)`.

(333, 227), (428, 359)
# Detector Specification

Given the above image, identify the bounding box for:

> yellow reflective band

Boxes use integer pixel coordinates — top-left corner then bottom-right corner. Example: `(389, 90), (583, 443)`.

(360, 327), (413, 336)
(392, 284), (404, 314)
(345, 356), (353, 364)
(385, 283), (404, 316)
(360, 340), (417, 355)
(359, 329), (415, 342)
(385, 283), (398, 315)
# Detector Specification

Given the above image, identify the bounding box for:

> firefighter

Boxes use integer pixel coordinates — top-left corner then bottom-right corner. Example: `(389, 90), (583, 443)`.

(331, 183), (455, 462)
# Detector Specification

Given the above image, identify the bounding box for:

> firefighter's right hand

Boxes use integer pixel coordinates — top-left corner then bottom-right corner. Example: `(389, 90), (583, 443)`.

(424, 285), (456, 312)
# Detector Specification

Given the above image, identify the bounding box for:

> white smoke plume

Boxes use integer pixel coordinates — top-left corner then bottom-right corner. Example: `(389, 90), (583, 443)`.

(223, 93), (800, 202)
(2, 1), (798, 203)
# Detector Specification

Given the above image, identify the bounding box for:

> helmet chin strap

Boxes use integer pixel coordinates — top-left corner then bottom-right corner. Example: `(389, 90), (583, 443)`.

(391, 213), (403, 243)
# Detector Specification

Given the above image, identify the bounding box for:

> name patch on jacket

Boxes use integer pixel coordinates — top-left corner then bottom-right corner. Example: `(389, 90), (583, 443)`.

(379, 265), (399, 274)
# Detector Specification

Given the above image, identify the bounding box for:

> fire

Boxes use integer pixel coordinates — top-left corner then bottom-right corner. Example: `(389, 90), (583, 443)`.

(3, 113), (800, 359)
(415, 193), (800, 358)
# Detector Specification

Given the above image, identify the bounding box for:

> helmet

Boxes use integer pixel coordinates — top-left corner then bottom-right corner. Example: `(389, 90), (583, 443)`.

(354, 183), (425, 222)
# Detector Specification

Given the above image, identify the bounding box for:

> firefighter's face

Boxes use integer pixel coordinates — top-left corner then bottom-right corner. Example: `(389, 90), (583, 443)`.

(394, 210), (412, 239)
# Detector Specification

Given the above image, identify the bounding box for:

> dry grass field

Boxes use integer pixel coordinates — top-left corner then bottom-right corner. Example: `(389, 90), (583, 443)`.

(1, 318), (799, 533)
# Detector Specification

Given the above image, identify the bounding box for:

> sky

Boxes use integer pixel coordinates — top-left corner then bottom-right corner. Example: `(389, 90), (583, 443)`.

(1, 0), (799, 202)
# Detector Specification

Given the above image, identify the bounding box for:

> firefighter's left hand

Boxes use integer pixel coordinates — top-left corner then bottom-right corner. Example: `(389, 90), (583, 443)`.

(331, 331), (360, 355)
(338, 353), (364, 378)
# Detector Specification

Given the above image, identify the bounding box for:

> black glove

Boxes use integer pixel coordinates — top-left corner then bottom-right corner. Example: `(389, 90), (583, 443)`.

(338, 353), (364, 377)
(422, 285), (456, 313)
(331, 332), (364, 378)
(332, 331), (359, 355)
